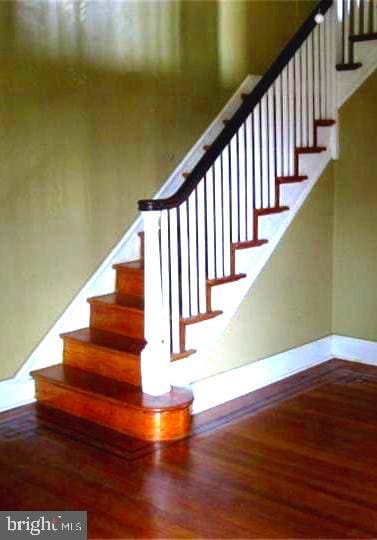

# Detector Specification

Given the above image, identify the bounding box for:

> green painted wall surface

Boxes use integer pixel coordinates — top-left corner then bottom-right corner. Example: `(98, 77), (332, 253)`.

(0, 1), (311, 380)
(199, 167), (335, 381)
(332, 71), (377, 341)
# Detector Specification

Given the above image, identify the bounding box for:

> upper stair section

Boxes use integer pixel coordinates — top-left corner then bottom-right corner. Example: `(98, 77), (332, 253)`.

(336, 0), (377, 105)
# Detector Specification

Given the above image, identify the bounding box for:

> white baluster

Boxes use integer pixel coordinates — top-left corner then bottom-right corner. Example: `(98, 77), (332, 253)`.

(307, 35), (314, 147)
(344, 0), (351, 62)
(301, 41), (308, 145)
(253, 106), (262, 209)
(188, 190), (199, 315)
(329, 5), (340, 160)
(363, 0), (369, 34)
(268, 87), (276, 206)
(261, 95), (269, 207)
(325, 10), (334, 119)
(287, 60), (295, 175)
(336, 0), (345, 64)
(294, 52), (302, 150)
(245, 114), (254, 239)
(206, 168), (216, 279)
(230, 134), (240, 239)
(355, 0), (361, 34)
(197, 181), (207, 312)
(169, 208), (181, 353)
(320, 20), (327, 118)
(214, 156), (224, 277)
(222, 145), (231, 274)
(141, 211), (171, 396)
(313, 26), (321, 120)
(179, 201), (190, 317)
(275, 76), (283, 177)
(281, 66), (290, 175)
(238, 127), (247, 240)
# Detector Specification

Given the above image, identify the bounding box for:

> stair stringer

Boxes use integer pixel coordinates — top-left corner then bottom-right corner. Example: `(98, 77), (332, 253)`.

(169, 131), (334, 388)
(15, 74), (261, 381)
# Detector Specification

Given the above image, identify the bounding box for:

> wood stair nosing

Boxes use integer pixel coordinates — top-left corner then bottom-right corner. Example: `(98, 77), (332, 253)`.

(276, 175), (308, 184)
(31, 364), (193, 441)
(295, 146), (327, 154)
(336, 62), (362, 71)
(314, 119), (336, 128)
(232, 239), (269, 250)
(171, 349), (197, 362)
(207, 273), (247, 287)
(256, 206), (290, 216)
(349, 33), (377, 43)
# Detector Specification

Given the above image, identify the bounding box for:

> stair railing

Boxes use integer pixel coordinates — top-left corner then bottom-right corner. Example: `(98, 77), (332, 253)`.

(337, 0), (377, 67)
(138, 0), (336, 395)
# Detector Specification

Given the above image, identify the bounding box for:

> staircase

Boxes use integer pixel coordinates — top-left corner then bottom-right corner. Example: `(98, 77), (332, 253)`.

(31, 0), (377, 441)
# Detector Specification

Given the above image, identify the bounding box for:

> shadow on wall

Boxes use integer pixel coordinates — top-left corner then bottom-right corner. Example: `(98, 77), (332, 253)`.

(0, 0), (222, 380)
(0, 0), (313, 381)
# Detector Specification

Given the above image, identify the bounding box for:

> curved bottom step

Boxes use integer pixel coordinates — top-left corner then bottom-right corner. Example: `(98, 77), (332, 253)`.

(31, 365), (193, 442)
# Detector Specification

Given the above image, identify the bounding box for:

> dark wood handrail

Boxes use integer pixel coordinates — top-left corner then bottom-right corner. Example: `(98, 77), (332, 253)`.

(138, 0), (333, 212)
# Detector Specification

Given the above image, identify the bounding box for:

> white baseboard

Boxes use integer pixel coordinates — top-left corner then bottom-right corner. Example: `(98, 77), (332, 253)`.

(1, 334), (376, 415)
(191, 336), (333, 414)
(332, 334), (377, 366)
(0, 378), (35, 413)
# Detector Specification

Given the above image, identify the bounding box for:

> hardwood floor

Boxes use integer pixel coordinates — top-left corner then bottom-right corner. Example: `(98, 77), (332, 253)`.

(2, 358), (377, 538)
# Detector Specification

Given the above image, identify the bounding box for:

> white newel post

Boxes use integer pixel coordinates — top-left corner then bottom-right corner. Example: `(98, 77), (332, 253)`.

(140, 211), (171, 396)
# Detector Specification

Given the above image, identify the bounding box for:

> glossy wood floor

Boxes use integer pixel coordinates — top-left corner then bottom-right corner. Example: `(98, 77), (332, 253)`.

(2, 358), (377, 538)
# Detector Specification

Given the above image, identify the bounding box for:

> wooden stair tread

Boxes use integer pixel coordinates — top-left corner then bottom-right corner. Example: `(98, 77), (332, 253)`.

(350, 33), (377, 42)
(336, 62), (362, 71)
(88, 292), (144, 312)
(315, 119), (336, 127)
(32, 365), (193, 411)
(61, 328), (145, 356)
(207, 274), (246, 287)
(232, 239), (269, 250)
(112, 259), (144, 271)
(256, 206), (289, 216)
(171, 349), (197, 362)
(276, 175), (308, 183)
(296, 146), (326, 153)
(182, 310), (223, 326)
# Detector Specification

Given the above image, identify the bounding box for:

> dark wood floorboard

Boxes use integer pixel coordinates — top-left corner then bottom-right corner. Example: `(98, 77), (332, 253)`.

(1, 358), (377, 538)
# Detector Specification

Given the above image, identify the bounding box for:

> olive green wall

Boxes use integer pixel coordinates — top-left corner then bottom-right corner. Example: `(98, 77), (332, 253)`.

(201, 167), (335, 380)
(332, 70), (377, 341)
(0, 0), (312, 380)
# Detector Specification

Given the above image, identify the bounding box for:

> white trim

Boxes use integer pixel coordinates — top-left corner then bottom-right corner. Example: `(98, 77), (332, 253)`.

(0, 378), (35, 413)
(191, 334), (377, 414)
(1, 334), (377, 413)
(191, 336), (333, 414)
(332, 334), (377, 366)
